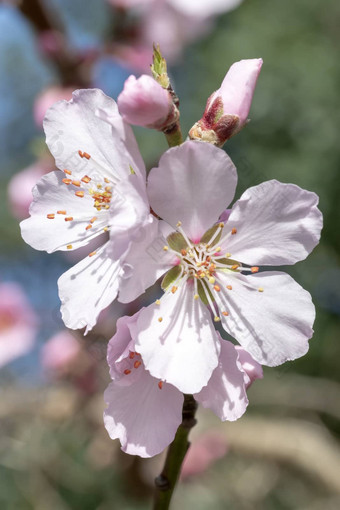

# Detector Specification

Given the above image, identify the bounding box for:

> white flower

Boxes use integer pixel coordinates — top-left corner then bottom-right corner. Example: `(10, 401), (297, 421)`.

(21, 89), (164, 332)
(132, 140), (322, 394)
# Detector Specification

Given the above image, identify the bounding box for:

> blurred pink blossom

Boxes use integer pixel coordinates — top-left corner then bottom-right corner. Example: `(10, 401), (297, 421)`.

(41, 330), (81, 375)
(34, 86), (74, 128)
(181, 430), (228, 479)
(118, 74), (174, 128)
(8, 159), (52, 220)
(0, 282), (37, 368)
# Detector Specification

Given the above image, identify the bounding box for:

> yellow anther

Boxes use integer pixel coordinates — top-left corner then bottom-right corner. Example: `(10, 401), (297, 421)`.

(231, 264), (239, 270)
(171, 286), (178, 294)
(231, 228), (237, 235)
(214, 316), (221, 322)
(218, 222), (224, 228)
(225, 252), (231, 258)
(66, 244), (73, 250)
(226, 285), (232, 290)
(103, 227), (109, 232)
(155, 299), (161, 305)
(158, 317), (163, 322)
(163, 245), (169, 251)
(176, 221), (182, 227)
(194, 294), (199, 300)
(47, 214), (55, 219)
(222, 311), (229, 316)
(214, 285), (221, 292)
(208, 276), (215, 284)
(215, 247), (222, 252)
(258, 287), (264, 292)
(104, 177), (110, 183)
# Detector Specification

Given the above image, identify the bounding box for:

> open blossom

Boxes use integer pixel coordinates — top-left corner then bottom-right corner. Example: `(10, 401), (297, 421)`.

(190, 59), (263, 146)
(104, 311), (250, 457)
(21, 89), (167, 332)
(0, 282), (37, 368)
(131, 140), (322, 394)
(117, 74), (177, 129)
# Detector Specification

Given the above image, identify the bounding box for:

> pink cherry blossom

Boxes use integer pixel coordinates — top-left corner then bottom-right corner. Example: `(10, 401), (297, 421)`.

(0, 282), (37, 368)
(104, 311), (248, 457)
(190, 59), (263, 145)
(235, 346), (263, 389)
(133, 140), (322, 393)
(21, 89), (164, 332)
(8, 159), (51, 220)
(118, 74), (175, 128)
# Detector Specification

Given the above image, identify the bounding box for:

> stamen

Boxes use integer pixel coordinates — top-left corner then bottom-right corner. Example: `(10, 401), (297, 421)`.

(181, 249), (187, 256)
(62, 178), (72, 185)
(129, 352), (135, 359)
(90, 217), (97, 223)
(222, 311), (229, 316)
(124, 369), (131, 375)
(258, 287), (264, 292)
(158, 317), (163, 322)
(66, 244), (72, 249)
(226, 285), (232, 290)
(65, 216), (73, 222)
(163, 246), (169, 251)
(72, 180), (81, 187)
(251, 267), (259, 273)
(194, 294), (199, 300)
(171, 286), (178, 294)
(158, 381), (163, 390)
(155, 299), (161, 305)
(64, 169), (72, 175)
(214, 316), (221, 322)
(81, 175), (91, 183)
(89, 251), (97, 257)
(231, 228), (237, 235)
(134, 360), (142, 369)
(231, 264), (240, 270)
(214, 285), (221, 292)
(75, 191), (84, 198)
(85, 225), (92, 230)
(57, 210), (66, 215)
(47, 214), (55, 219)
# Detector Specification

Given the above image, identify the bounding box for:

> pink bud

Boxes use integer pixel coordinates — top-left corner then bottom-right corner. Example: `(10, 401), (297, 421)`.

(41, 330), (81, 375)
(190, 58), (263, 145)
(212, 58), (263, 125)
(118, 74), (175, 129)
(236, 346), (263, 389)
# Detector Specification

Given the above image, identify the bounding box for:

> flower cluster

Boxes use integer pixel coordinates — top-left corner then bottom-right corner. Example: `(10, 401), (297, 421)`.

(21, 56), (322, 457)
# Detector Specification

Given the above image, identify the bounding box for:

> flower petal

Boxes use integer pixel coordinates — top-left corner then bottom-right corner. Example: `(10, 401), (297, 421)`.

(44, 88), (145, 182)
(118, 217), (174, 303)
(104, 373), (183, 458)
(58, 241), (123, 332)
(21, 171), (108, 253)
(147, 141), (237, 242)
(136, 281), (221, 394)
(223, 180), (323, 265)
(235, 346), (263, 388)
(214, 271), (315, 366)
(195, 338), (248, 421)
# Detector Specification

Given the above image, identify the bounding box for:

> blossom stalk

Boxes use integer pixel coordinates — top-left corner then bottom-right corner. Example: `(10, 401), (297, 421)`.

(153, 395), (198, 510)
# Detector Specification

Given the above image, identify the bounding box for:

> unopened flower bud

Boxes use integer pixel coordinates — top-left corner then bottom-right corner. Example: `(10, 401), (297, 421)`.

(117, 74), (178, 130)
(189, 58), (263, 146)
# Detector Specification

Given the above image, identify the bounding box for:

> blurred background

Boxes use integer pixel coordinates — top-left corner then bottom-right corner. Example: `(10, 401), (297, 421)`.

(1, 0), (340, 509)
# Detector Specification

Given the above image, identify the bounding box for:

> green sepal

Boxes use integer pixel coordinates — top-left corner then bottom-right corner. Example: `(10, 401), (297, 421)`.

(166, 232), (188, 253)
(129, 165), (136, 175)
(161, 266), (182, 291)
(196, 279), (215, 306)
(200, 224), (222, 246)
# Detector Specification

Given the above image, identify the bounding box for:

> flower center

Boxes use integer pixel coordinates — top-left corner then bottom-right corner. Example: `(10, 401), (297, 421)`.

(160, 220), (260, 322)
